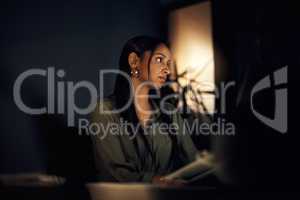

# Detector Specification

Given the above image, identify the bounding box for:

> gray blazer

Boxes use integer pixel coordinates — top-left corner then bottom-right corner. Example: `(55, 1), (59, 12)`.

(90, 96), (198, 182)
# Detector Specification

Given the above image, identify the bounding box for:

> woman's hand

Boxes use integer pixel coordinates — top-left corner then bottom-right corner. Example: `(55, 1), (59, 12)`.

(152, 176), (187, 187)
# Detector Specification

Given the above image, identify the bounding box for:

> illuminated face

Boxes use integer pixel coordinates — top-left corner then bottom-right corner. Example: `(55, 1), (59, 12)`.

(148, 44), (173, 88)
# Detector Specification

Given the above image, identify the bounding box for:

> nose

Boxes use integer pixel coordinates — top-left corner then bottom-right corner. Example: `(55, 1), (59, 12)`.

(162, 65), (171, 75)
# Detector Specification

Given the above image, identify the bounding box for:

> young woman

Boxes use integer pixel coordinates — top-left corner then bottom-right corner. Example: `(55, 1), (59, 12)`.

(91, 36), (198, 184)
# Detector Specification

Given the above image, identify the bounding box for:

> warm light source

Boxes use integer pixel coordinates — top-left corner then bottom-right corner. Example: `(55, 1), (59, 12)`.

(168, 1), (215, 113)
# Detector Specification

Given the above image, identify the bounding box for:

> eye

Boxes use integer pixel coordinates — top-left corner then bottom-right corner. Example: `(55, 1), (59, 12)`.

(155, 57), (163, 63)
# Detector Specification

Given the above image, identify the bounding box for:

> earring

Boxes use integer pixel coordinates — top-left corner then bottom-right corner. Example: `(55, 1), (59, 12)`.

(130, 67), (140, 78)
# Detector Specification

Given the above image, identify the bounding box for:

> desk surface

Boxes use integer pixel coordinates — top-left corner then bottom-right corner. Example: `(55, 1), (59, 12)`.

(86, 182), (216, 200)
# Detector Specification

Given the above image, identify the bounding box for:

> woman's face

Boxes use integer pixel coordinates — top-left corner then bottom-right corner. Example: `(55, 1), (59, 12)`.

(142, 43), (173, 89)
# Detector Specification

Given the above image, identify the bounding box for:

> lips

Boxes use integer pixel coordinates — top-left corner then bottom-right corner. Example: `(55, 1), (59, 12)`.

(158, 76), (167, 82)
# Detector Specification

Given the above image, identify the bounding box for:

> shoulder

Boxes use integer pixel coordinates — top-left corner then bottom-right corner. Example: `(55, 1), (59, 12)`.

(160, 101), (178, 115)
(96, 95), (116, 111)
(160, 101), (186, 125)
(163, 101), (176, 110)
(91, 94), (119, 122)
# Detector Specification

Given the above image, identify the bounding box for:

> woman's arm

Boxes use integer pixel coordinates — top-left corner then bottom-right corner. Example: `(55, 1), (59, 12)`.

(174, 110), (199, 164)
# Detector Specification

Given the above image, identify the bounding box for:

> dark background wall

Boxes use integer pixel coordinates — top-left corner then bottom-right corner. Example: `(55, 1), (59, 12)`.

(0, 0), (163, 176)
